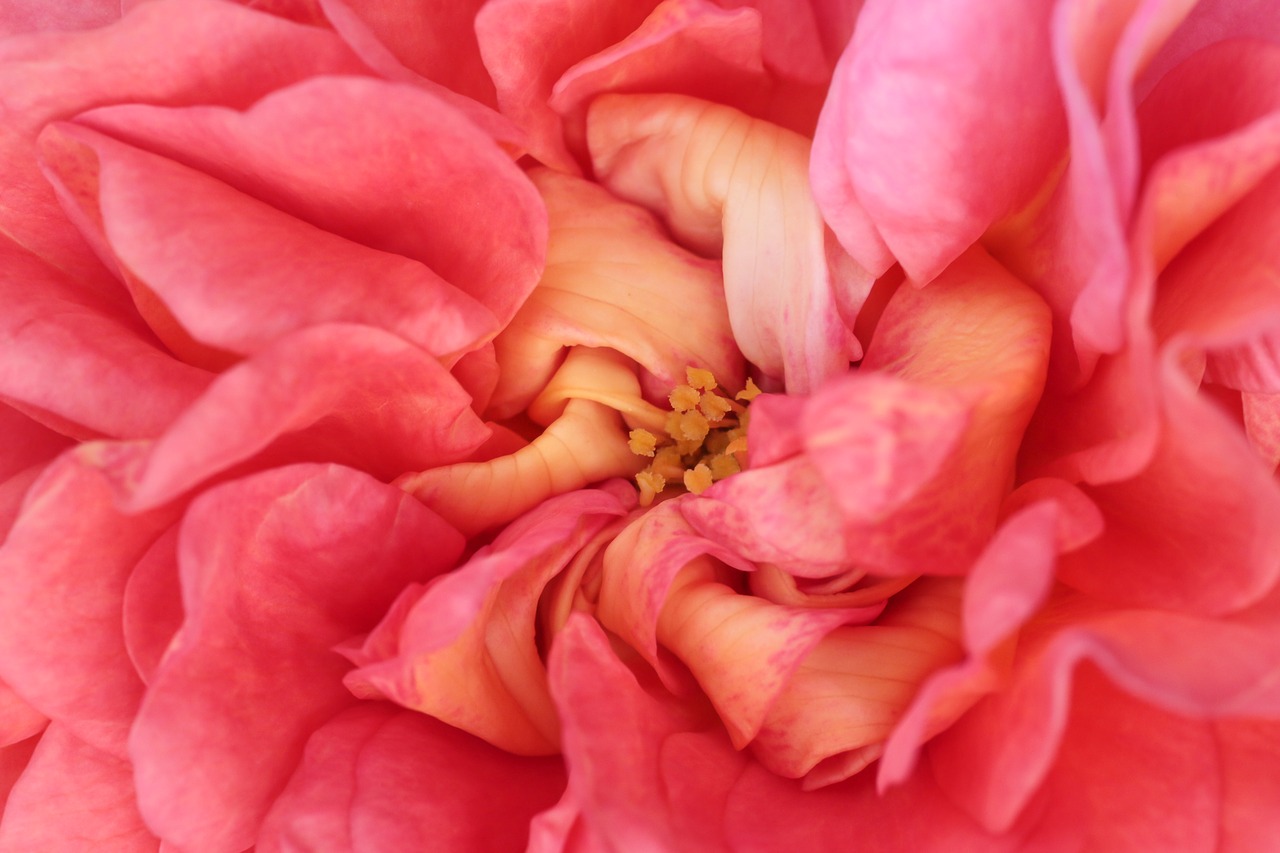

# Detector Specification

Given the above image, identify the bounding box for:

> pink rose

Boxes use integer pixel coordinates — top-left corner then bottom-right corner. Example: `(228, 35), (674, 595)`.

(1, 0), (1279, 851)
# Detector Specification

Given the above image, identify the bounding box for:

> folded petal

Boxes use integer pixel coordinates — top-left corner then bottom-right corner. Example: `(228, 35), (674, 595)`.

(0, 453), (178, 756)
(96, 324), (490, 512)
(258, 704), (566, 853)
(346, 487), (632, 755)
(0, 725), (156, 853)
(130, 464), (463, 853)
(491, 167), (743, 416)
(812, 0), (1065, 282)
(589, 93), (858, 392)
(40, 121), (499, 364)
(76, 75), (546, 331)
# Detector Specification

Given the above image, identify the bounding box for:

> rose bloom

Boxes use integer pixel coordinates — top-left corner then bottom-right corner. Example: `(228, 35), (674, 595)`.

(1, 0), (1279, 850)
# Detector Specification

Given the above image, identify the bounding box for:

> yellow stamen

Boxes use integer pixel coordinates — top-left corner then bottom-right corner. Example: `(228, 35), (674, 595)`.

(686, 367), (717, 391)
(683, 463), (713, 494)
(708, 454), (741, 480)
(699, 393), (733, 421)
(628, 428), (657, 457)
(669, 384), (701, 412)
(735, 377), (762, 402)
(636, 470), (666, 506)
(668, 410), (710, 443)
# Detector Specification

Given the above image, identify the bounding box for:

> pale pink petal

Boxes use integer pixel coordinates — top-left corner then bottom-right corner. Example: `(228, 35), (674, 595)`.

(0, 453), (179, 757)
(0, 724), (157, 852)
(346, 487), (631, 755)
(258, 704), (566, 852)
(0, 237), (212, 440)
(547, 616), (749, 852)
(400, 349), (645, 537)
(0, 0), (369, 291)
(491, 168), (743, 417)
(95, 324), (490, 513)
(812, 0), (1064, 283)
(476, 0), (658, 172)
(0, 2), (117, 37)
(39, 121), (499, 364)
(130, 464), (463, 853)
(589, 93), (858, 392)
(77, 75), (546, 331)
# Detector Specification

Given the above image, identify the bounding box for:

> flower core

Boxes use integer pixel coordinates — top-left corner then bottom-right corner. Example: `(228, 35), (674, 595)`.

(629, 368), (761, 505)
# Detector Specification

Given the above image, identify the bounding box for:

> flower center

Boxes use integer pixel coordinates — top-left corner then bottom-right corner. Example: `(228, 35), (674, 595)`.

(628, 367), (760, 505)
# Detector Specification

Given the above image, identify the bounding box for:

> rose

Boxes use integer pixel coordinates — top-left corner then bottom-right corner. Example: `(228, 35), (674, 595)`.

(2, 1), (1279, 852)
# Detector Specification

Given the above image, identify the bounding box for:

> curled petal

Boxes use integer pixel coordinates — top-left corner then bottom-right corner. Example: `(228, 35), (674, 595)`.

(589, 93), (858, 392)
(491, 168), (743, 417)
(130, 464), (462, 853)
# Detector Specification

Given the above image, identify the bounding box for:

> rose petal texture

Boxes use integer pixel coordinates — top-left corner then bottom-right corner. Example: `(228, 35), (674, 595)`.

(684, 248), (1051, 578)
(129, 464), (464, 853)
(588, 93), (861, 393)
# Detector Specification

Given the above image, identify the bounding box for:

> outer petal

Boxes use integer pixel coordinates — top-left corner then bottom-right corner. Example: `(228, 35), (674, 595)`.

(39, 121), (499, 364)
(96, 324), (490, 513)
(76, 75), (546, 331)
(589, 93), (859, 392)
(0, 453), (179, 756)
(130, 464), (464, 853)
(0, 2), (118, 37)
(0, 724), (156, 853)
(811, 0), (1064, 282)
(0, 0), (370, 291)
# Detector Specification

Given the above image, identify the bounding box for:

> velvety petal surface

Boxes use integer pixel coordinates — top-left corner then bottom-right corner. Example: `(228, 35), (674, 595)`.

(589, 93), (858, 392)
(129, 464), (464, 853)
(258, 704), (566, 853)
(75, 75), (546, 331)
(0, 725), (156, 853)
(95, 324), (490, 512)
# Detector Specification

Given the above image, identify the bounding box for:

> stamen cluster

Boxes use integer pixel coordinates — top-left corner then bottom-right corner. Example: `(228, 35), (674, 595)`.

(629, 368), (760, 505)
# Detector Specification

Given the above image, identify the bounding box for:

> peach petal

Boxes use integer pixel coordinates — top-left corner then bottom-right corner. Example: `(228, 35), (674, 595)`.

(258, 704), (566, 852)
(0, 724), (156, 852)
(346, 487), (631, 755)
(0, 237), (212, 440)
(748, 579), (963, 783)
(0, 0), (369, 291)
(589, 93), (858, 392)
(401, 348), (647, 537)
(130, 464), (462, 853)
(812, 0), (1065, 283)
(76, 75), (546, 331)
(491, 168), (743, 417)
(547, 616), (750, 852)
(95, 323), (490, 512)
(39, 122), (500, 363)
(0, 452), (179, 757)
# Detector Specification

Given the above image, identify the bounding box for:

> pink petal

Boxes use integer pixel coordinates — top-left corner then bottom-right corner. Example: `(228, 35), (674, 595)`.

(1242, 391), (1280, 469)
(346, 487), (631, 755)
(1215, 719), (1280, 850)
(121, 527), (181, 685)
(589, 93), (859, 392)
(476, 0), (658, 172)
(0, 681), (45, 749)
(547, 616), (749, 852)
(39, 121), (499, 363)
(130, 464), (463, 853)
(1136, 0), (1280, 98)
(258, 704), (566, 852)
(0, 237), (212, 440)
(0, 736), (40, 817)
(490, 168), (743, 417)
(811, 0), (1065, 283)
(0, 452), (179, 756)
(76, 75), (546, 331)
(96, 323), (490, 512)
(0, 724), (157, 852)
(0, 0), (369, 290)
(0, 404), (71, 537)
(0, 2), (117, 37)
